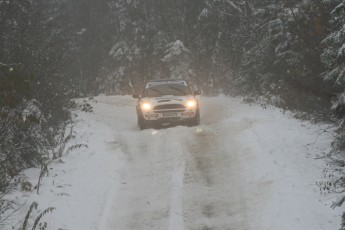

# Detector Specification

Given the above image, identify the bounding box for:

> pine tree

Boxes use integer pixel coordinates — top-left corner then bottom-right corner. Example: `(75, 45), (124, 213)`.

(162, 40), (193, 80)
(322, 0), (345, 120)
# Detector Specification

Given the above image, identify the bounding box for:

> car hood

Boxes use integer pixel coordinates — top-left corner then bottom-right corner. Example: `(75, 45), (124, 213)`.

(141, 96), (195, 106)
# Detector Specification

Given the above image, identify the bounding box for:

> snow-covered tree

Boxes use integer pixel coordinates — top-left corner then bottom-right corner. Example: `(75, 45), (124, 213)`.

(322, 0), (345, 120)
(320, 3), (345, 227)
(99, 41), (138, 94)
(0, 0), (75, 223)
(233, 0), (331, 111)
(162, 40), (194, 80)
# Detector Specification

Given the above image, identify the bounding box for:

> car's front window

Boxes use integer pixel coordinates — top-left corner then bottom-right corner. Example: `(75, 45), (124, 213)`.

(144, 84), (191, 97)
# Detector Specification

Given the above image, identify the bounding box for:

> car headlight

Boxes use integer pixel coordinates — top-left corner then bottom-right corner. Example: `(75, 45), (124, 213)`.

(141, 101), (152, 110)
(186, 99), (197, 108)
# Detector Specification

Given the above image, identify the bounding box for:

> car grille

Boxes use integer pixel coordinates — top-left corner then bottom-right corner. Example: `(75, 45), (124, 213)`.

(153, 109), (185, 113)
(153, 104), (185, 110)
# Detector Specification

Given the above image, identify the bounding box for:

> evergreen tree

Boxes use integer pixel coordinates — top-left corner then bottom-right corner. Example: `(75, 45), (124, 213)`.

(322, 0), (345, 120)
(320, 3), (345, 227)
(162, 40), (193, 80)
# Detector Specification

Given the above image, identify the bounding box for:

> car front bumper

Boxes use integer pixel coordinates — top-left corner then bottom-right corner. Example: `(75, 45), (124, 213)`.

(143, 117), (194, 127)
(142, 110), (196, 121)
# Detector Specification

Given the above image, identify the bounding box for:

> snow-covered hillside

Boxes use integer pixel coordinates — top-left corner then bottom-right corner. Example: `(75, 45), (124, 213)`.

(7, 95), (342, 229)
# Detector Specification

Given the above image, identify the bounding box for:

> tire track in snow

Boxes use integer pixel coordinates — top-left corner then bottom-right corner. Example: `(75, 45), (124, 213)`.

(103, 126), (192, 230)
(168, 157), (185, 230)
(183, 111), (254, 229)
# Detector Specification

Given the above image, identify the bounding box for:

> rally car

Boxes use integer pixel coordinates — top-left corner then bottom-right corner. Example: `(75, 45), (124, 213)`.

(133, 79), (200, 130)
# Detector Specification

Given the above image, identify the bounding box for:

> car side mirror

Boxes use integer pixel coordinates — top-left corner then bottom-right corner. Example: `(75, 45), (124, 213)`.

(132, 94), (140, 99)
(194, 90), (201, 96)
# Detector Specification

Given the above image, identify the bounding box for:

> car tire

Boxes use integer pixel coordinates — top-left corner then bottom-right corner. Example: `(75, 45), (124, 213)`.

(137, 112), (147, 130)
(189, 109), (200, 127)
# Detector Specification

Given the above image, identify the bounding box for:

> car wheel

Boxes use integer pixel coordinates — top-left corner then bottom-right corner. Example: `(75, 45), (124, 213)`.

(137, 112), (147, 130)
(189, 109), (200, 127)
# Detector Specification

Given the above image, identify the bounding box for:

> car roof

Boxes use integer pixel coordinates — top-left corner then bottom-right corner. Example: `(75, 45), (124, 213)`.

(145, 79), (188, 88)
(147, 79), (186, 83)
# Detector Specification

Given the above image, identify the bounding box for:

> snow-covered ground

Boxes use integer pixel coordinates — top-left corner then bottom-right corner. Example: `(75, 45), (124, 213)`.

(6, 95), (342, 229)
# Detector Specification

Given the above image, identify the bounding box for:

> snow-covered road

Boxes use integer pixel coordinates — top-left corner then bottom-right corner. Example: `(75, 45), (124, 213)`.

(101, 96), (253, 230)
(88, 95), (341, 230)
(9, 95), (341, 229)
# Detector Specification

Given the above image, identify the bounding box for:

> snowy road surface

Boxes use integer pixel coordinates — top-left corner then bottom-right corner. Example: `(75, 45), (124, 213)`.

(10, 95), (341, 229)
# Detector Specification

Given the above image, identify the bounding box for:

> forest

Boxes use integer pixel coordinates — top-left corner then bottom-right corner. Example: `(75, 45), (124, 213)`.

(1, 0), (345, 228)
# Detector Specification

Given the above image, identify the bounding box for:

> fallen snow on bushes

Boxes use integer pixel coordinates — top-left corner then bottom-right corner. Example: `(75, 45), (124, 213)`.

(6, 95), (342, 229)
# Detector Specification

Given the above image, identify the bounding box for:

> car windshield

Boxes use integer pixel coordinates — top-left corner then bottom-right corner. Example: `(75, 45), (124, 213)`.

(144, 84), (191, 97)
